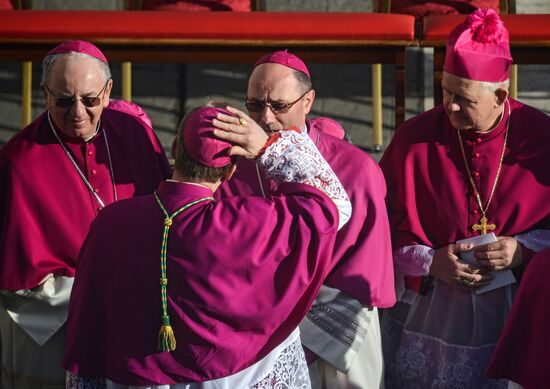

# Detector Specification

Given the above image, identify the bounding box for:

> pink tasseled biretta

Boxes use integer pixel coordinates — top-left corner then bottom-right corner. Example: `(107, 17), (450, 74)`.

(444, 8), (512, 82)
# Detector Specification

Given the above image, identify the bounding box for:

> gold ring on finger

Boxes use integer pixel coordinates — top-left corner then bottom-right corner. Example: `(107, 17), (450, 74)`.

(239, 117), (247, 127)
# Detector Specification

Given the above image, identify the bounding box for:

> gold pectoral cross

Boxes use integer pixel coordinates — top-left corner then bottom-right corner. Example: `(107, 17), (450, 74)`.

(472, 216), (496, 235)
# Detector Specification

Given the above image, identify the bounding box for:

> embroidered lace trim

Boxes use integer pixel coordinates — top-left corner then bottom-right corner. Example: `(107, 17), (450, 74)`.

(393, 245), (434, 301)
(258, 129), (348, 203)
(66, 372), (105, 389)
(250, 335), (311, 389)
(515, 229), (550, 252)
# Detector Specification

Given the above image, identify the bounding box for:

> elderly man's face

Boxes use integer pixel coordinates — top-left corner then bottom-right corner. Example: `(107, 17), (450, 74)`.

(246, 63), (314, 136)
(43, 55), (112, 141)
(442, 72), (505, 133)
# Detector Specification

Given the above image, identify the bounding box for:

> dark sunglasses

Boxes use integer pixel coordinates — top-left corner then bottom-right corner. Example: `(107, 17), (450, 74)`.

(245, 89), (311, 114)
(44, 79), (110, 108)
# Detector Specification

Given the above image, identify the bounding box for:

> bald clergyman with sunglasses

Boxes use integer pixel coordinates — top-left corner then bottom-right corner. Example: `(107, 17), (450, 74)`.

(0, 40), (171, 389)
(216, 50), (396, 389)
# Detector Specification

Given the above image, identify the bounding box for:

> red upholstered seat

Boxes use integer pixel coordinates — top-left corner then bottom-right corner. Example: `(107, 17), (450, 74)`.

(375, 0), (500, 20)
(0, 11), (415, 41)
(0, 0), (13, 10)
(139, 0), (250, 11)
(0, 10), (416, 129)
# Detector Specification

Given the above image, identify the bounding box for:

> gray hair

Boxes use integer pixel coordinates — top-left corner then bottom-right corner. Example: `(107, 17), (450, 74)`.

(292, 69), (312, 93)
(443, 72), (509, 94)
(480, 79), (510, 93)
(41, 52), (111, 85)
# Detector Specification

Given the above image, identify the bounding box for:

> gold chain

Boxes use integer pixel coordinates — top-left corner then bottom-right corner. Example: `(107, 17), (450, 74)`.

(456, 100), (510, 218)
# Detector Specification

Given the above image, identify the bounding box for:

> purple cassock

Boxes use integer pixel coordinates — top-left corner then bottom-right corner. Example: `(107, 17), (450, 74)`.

(63, 179), (340, 384)
(0, 108), (171, 290)
(217, 118), (395, 308)
(381, 99), (550, 252)
(379, 98), (550, 387)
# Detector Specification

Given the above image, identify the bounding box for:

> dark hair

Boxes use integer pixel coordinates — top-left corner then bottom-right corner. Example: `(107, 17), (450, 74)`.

(174, 145), (234, 184)
(292, 69), (312, 93)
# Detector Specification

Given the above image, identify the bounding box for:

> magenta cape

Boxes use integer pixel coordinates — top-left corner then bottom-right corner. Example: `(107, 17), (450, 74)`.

(64, 180), (340, 384)
(486, 249), (550, 387)
(381, 99), (550, 253)
(217, 118), (395, 308)
(0, 109), (171, 290)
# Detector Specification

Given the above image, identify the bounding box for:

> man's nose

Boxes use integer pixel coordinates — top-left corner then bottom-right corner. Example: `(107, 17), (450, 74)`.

(447, 96), (460, 112)
(259, 104), (276, 123)
(70, 99), (87, 116)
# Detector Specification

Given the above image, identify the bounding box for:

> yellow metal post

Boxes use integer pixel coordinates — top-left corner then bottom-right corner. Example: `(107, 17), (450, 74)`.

(372, 64), (383, 151)
(509, 64), (518, 100)
(121, 61), (132, 102)
(21, 61), (32, 128)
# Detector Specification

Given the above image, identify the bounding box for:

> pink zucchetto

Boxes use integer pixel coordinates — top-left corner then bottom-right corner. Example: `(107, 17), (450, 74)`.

(253, 50), (310, 78)
(444, 8), (512, 82)
(47, 40), (109, 64)
(182, 107), (233, 168)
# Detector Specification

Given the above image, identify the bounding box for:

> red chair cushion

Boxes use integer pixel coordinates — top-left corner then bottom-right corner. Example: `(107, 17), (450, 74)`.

(375, 0), (500, 20)
(0, 0), (13, 10)
(140, 0), (250, 11)
(0, 11), (416, 41)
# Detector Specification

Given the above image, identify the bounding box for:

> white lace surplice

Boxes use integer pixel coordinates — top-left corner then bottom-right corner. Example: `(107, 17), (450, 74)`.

(67, 328), (310, 389)
(383, 230), (550, 389)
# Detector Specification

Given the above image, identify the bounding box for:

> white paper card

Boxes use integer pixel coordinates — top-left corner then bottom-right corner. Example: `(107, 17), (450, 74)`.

(456, 233), (516, 294)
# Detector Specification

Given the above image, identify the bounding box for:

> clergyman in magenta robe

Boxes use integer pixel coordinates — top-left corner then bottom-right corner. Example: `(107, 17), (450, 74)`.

(380, 9), (550, 388)
(0, 41), (171, 388)
(217, 50), (395, 388)
(63, 106), (351, 387)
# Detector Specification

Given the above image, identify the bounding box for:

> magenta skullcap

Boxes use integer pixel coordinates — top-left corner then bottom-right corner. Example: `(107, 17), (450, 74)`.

(444, 8), (512, 83)
(47, 40), (108, 64)
(183, 107), (233, 168)
(253, 50), (310, 78)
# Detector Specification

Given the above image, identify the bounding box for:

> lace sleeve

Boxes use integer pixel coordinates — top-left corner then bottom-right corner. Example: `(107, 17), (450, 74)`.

(515, 229), (550, 252)
(393, 245), (434, 301)
(66, 372), (106, 389)
(258, 129), (351, 229)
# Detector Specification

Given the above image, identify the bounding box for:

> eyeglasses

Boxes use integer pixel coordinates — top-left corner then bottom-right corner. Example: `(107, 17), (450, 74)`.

(44, 79), (110, 108)
(245, 89), (311, 114)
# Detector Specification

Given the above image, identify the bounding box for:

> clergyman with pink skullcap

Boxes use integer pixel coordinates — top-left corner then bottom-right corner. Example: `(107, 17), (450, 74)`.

(380, 8), (550, 388)
(0, 40), (171, 388)
(218, 48), (395, 388)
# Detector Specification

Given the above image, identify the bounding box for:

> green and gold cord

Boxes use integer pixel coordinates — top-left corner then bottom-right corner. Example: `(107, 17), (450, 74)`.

(154, 191), (214, 352)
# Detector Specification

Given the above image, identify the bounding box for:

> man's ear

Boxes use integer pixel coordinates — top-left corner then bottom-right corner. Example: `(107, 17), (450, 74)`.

(495, 87), (509, 106)
(102, 78), (114, 108)
(41, 84), (47, 100)
(303, 89), (315, 115)
(171, 137), (178, 161)
(224, 165), (237, 181)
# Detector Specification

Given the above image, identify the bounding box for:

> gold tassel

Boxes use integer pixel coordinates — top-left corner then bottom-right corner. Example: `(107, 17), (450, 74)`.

(158, 324), (176, 352)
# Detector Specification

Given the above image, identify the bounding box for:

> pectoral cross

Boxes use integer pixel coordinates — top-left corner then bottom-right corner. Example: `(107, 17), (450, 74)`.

(472, 216), (496, 235)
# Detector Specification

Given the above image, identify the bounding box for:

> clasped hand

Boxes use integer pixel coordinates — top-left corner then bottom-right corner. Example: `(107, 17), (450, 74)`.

(429, 236), (522, 290)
